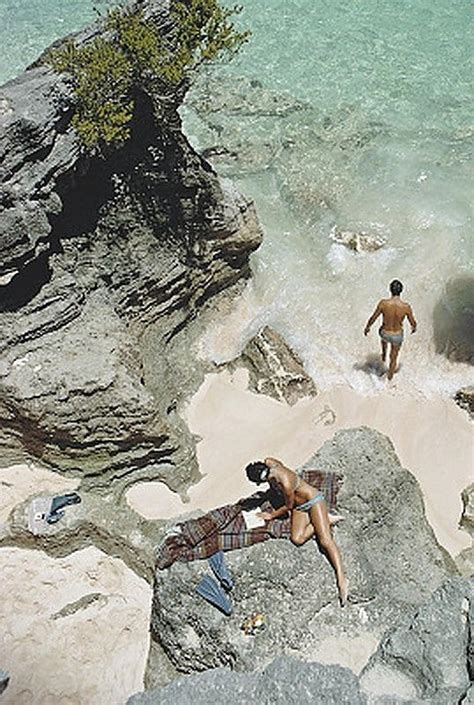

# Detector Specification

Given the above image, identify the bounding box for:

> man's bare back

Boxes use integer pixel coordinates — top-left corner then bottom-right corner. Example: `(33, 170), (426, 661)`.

(373, 297), (416, 335)
(364, 280), (417, 380)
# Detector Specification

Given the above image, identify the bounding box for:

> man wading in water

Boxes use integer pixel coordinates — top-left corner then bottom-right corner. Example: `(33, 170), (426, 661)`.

(364, 279), (417, 380)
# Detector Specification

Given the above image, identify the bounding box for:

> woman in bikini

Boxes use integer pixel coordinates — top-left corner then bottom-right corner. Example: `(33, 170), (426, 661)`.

(246, 456), (348, 606)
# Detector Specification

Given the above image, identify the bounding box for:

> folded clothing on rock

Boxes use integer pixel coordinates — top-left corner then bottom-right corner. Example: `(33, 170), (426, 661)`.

(156, 470), (342, 570)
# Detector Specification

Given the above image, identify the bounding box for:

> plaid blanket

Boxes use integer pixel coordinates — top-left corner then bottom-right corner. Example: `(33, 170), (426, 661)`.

(156, 470), (342, 570)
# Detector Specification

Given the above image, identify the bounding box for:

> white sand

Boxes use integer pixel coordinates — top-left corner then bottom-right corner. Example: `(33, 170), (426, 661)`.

(127, 369), (473, 558)
(0, 546), (151, 705)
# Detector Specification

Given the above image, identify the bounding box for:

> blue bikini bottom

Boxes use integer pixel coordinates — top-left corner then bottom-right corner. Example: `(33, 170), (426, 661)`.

(294, 493), (325, 512)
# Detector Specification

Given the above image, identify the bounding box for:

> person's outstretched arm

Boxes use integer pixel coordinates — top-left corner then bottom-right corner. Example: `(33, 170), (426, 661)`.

(364, 301), (382, 335)
(407, 305), (417, 333)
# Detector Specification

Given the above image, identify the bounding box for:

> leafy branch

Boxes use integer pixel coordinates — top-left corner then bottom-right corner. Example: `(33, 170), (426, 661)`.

(47, 1), (250, 151)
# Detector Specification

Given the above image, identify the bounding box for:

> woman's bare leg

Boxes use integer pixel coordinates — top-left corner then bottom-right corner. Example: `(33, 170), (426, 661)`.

(290, 508), (314, 545)
(310, 501), (347, 606)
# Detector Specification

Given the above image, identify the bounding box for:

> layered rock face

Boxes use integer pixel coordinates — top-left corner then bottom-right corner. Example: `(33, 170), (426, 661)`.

(0, 2), (262, 494)
(150, 428), (456, 677)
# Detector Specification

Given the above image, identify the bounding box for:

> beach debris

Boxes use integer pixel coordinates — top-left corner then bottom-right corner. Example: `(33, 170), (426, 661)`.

(314, 404), (336, 426)
(241, 612), (267, 636)
(330, 226), (386, 253)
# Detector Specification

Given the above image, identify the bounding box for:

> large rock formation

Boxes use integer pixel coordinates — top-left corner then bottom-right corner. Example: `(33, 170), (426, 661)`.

(360, 576), (474, 704)
(131, 576), (473, 704)
(150, 428), (456, 678)
(129, 655), (366, 705)
(0, 1), (262, 495)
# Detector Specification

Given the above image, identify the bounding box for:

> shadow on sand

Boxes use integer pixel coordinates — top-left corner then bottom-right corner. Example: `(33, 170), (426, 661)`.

(354, 354), (387, 378)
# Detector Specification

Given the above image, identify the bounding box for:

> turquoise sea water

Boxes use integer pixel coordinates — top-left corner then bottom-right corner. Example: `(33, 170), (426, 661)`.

(1, 0), (473, 395)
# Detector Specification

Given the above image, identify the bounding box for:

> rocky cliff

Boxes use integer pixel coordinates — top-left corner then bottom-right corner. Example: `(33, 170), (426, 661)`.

(0, 0), (262, 496)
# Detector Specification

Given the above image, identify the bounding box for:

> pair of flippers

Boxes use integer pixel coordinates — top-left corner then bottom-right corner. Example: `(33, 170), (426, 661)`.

(46, 492), (81, 524)
(195, 551), (234, 616)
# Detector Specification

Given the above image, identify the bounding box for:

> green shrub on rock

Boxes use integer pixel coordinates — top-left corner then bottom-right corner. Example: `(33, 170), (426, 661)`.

(47, 1), (249, 151)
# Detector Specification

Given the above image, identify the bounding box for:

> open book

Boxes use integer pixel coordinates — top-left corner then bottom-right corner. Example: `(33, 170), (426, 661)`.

(242, 509), (266, 530)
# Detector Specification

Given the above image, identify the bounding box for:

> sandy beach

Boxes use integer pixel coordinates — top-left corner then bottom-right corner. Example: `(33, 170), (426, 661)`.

(127, 369), (473, 560)
(0, 464), (152, 705)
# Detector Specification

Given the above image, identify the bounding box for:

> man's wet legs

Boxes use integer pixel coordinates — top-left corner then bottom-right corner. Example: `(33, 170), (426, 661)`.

(388, 344), (401, 380)
(381, 339), (387, 363)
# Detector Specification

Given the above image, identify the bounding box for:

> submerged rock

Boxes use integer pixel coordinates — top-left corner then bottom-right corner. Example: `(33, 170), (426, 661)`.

(330, 227), (386, 253)
(0, 1), (262, 494)
(149, 428), (455, 678)
(227, 326), (317, 405)
(188, 74), (307, 118)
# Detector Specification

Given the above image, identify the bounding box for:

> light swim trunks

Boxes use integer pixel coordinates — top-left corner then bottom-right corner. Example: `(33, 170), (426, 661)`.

(379, 327), (403, 346)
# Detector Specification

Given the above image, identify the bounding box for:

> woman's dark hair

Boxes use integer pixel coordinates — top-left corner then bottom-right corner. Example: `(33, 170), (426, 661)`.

(245, 461), (269, 484)
(390, 279), (403, 296)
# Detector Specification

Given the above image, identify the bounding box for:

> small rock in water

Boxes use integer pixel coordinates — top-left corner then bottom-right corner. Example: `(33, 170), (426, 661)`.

(454, 386), (474, 419)
(330, 226), (386, 253)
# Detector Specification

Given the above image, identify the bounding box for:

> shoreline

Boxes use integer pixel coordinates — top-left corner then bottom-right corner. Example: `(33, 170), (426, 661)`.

(127, 370), (473, 560)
